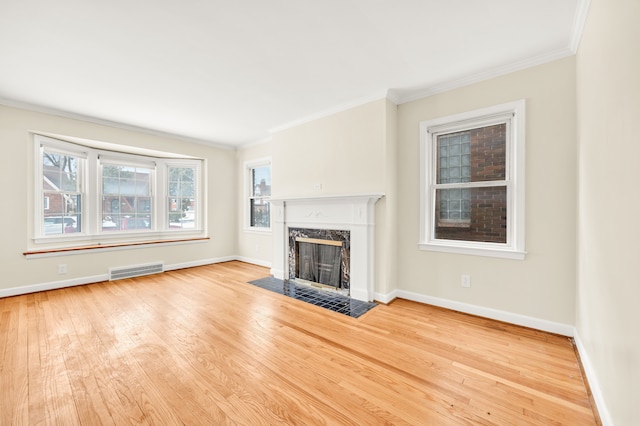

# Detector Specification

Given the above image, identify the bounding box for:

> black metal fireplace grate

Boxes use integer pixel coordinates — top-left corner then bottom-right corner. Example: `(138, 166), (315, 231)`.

(247, 277), (376, 318)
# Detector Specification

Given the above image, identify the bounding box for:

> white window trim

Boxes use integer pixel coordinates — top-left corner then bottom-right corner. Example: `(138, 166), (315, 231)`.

(419, 100), (526, 260)
(34, 134), (206, 245)
(164, 160), (204, 232)
(244, 157), (272, 233)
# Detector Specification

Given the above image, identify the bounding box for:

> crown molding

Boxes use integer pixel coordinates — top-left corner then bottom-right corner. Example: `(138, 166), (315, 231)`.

(394, 0), (591, 105)
(268, 89), (391, 134)
(569, 0), (592, 53)
(0, 97), (235, 150)
(393, 46), (575, 105)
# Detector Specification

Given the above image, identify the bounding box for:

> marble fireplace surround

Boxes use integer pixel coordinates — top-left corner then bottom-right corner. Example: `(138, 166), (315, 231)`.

(270, 193), (384, 302)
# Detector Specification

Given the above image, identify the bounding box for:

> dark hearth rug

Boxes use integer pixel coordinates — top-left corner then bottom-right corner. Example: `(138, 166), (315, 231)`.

(247, 277), (377, 318)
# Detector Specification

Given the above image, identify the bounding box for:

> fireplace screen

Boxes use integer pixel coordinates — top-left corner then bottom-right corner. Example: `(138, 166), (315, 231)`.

(295, 238), (342, 288)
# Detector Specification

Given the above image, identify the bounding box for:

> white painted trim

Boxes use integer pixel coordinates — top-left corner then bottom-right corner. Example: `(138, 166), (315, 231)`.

(244, 157), (272, 231)
(374, 289), (398, 304)
(270, 194), (384, 302)
(268, 90), (389, 134)
(418, 243), (526, 260)
(385, 289), (575, 336)
(0, 97), (233, 150)
(419, 100), (526, 260)
(1, 256), (237, 298)
(573, 332), (613, 426)
(569, 0), (592, 53)
(395, 48), (574, 105)
(235, 256), (272, 268)
(164, 256), (237, 271)
(0, 274), (109, 298)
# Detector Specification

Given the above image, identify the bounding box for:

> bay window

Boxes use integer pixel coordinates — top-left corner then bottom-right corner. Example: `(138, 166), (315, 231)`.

(34, 134), (204, 244)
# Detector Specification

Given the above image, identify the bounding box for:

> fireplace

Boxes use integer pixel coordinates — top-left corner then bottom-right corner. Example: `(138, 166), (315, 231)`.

(270, 193), (383, 302)
(289, 228), (350, 293)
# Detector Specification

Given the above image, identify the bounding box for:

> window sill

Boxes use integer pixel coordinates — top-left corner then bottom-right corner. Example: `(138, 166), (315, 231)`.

(244, 227), (272, 235)
(419, 242), (526, 260)
(436, 221), (471, 229)
(23, 237), (210, 259)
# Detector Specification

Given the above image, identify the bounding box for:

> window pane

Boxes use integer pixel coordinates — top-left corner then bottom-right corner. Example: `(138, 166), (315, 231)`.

(250, 199), (270, 228)
(252, 165), (271, 197)
(42, 149), (82, 236)
(101, 164), (152, 232)
(437, 132), (470, 184)
(435, 186), (507, 243)
(43, 194), (81, 235)
(437, 123), (506, 184)
(469, 123), (506, 182)
(168, 166), (197, 228)
(43, 151), (79, 192)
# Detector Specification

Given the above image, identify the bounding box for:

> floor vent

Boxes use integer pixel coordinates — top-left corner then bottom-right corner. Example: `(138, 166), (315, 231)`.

(109, 262), (164, 281)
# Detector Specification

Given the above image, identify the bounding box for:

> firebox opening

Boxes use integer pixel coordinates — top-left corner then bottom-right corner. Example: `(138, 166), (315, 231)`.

(295, 237), (342, 289)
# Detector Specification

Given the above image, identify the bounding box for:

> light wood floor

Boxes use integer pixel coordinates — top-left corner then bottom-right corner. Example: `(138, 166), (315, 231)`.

(1, 261), (598, 425)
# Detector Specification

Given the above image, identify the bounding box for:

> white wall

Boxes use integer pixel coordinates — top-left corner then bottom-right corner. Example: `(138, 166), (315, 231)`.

(271, 99), (388, 197)
(238, 98), (397, 294)
(395, 57), (578, 327)
(235, 140), (274, 267)
(0, 104), (237, 294)
(576, 0), (640, 423)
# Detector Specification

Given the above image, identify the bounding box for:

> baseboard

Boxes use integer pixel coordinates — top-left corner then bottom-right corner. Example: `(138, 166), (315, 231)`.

(271, 267), (284, 280)
(234, 256), (272, 268)
(573, 332), (613, 426)
(164, 256), (237, 271)
(1, 256), (238, 298)
(0, 274), (109, 298)
(374, 289), (399, 304)
(378, 289), (575, 337)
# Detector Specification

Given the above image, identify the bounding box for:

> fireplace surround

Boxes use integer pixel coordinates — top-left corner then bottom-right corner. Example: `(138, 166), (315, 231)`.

(270, 193), (384, 302)
(289, 227), (350, 292)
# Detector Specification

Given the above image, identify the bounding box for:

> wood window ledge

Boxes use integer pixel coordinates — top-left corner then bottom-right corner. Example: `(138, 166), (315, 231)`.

(23, 237), (210, 258)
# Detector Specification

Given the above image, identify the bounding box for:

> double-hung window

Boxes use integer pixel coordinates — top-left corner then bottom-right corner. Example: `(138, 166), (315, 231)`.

(419, 100), (525, 259)
(35, 134), (204, 244)
(40, 145), (85, 236)
(246, 158), (271, 230)
(100, 157), (154, 232)
(167, 163), (198, 229)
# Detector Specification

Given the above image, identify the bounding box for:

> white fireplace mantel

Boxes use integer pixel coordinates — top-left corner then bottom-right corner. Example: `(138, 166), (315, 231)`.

(270, 193), (384, 302)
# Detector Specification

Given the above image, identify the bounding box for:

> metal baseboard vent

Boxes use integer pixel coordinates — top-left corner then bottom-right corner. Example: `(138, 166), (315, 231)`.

(109, 262), (164, 281)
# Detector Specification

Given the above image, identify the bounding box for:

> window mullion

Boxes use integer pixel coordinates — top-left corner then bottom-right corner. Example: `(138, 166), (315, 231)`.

(434, 180), (508, 189)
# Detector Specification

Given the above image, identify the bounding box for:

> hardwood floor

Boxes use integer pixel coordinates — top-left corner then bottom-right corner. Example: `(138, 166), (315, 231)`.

(0, 261), (598, 425)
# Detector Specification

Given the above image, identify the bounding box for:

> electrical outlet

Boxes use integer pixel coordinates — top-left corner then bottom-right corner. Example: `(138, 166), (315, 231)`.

(461, 274), (471, 288)
(313, 183), (322, 190)
(58, 264), (67, 274)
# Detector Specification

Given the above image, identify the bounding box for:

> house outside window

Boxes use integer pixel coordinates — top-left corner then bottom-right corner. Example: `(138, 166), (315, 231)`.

(41, 147), (84, 235)
(100, 161), (153, 232)
(246, 158), (271, 230)
(34, 134), (204, 243)
(419, 100), (525, 259)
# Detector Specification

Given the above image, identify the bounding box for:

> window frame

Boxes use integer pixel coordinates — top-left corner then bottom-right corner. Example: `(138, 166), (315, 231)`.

(244, 157), (272, 232)
(165, 161), (202, 231)
(419, 100), (526, 260)
(34, 134), (205, 245)
(36, 138), (87, 239)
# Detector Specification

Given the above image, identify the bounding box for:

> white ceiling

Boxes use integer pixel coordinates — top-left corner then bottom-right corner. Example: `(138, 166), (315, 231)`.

(0, 0), (586, 148)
